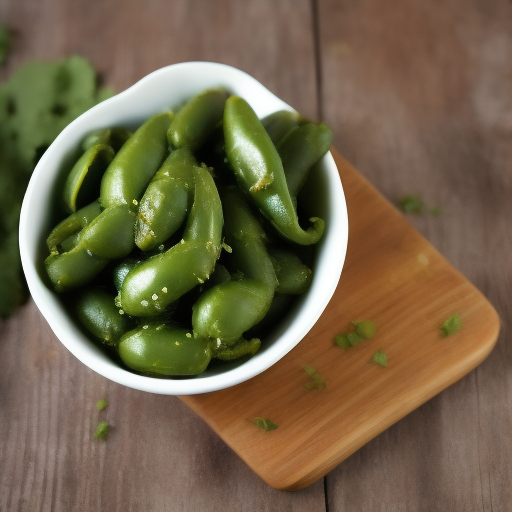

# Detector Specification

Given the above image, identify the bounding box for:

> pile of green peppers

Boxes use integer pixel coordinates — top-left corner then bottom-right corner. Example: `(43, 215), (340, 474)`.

(44, 88), (332, 377)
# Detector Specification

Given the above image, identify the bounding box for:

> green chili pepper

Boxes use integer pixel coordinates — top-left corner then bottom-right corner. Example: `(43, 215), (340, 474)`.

(223, 97), (324, 245)
(45, 204), (136, 292)
(100, 112), (173, 208)
(63, 144), (114, 213)
(192, 187), (277, 343)
(118, 323), (213, 376)
(75, 286), (133, 347)
(213, 337), (261, 361)
(268, 246), (313, 294)
(260, 109), (302, 145)
(82, 127), (132, 152)
(168, 88), (230, 151)
(277, 122), (332, 199)
(120, 165), (223, 317)
(135, 147), (196, 251)
(46, 200), (102, 251)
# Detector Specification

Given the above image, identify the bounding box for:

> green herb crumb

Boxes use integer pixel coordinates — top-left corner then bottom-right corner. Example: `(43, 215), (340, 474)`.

(303, 365), (326, 391)
(334, 319), (376, 349)
(353, 319), (376, 340)
(251, 417), (278, 431)
(96, 399), (108, 411)
(397, 195), (442, 216)
(440, 314), (462, 336)
(372, 350), (388, 367)
(94, 420), (110, 440)
(334, 333), (351, 349)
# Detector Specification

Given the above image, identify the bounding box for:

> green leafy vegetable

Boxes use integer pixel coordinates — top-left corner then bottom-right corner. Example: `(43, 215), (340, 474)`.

(372, 350), (388, 367)
(440, 314), (462, 336)
(303, 365), (326, 390)
(251, 417), (278, 431)
(0, 25), (10, 64)
(94, 420), (110, 440)
(96, 399), (108, 411)
(397, 194), (442, 215)
(0, 55), (113, 317)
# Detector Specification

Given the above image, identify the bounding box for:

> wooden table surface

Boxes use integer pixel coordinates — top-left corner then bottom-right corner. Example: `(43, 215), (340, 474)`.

(1, 0), (510, 510)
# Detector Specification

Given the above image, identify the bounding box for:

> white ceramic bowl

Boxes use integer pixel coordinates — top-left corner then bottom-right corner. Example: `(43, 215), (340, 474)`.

(19, 62), (348, 395)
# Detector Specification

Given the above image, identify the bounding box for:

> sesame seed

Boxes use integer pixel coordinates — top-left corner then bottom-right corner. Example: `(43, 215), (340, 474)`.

(152, 294), (158, 300)
(141, 300), (149, 307)
(162, 287), (168, 293)
(185, 333), (192, 338)
(143, 325), (149, 329)
(132, 199), (138, 206)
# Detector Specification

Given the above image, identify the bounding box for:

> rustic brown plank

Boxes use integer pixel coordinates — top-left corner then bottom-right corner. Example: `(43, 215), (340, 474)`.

(0, 0), (326, 510)
(317, 0), (512, 510)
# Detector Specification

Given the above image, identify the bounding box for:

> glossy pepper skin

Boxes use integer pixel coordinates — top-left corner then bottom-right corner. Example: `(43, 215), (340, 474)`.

(46, 200), (102, 251)
(100, 112), (173, 209)
(168, 88), (230, 151)
(223, 97), (324, 245)
(63, 143), (114, 213)
(75, 287), (133, 347)
(118, 323), (213, 376)
(192, 187), (277, 343)
(260, 109), (302, 145)
(45, 204), (136, 292)
(277, 122), (332, 199)
(120, 165), (223, 317)
(268, 246), (313, 294)
(135, 147), (196, 251)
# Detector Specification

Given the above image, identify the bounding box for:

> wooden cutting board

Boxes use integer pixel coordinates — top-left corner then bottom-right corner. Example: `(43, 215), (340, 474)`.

(181, 148), (500, 491)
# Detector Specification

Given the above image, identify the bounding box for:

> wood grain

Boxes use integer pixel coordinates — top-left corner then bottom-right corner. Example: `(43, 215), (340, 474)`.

(318, 0), (512, 510)
(182, 148), (499, 490)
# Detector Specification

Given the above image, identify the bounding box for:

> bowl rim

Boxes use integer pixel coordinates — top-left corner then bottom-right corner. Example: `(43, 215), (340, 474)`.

(19, 61), (349, 395)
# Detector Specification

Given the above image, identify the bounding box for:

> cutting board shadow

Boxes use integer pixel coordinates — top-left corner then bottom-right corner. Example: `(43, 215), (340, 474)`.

(181, 148), (500, 491)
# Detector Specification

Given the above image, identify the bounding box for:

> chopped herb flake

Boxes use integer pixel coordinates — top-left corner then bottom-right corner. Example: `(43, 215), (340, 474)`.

(251, 417), (278, 431)
(334, 333), (351, 349)
(335, 318), (377, 350)
(347, 331), (363, 347)
(94, 420), (110, 440)
(440, 314), (462, 336)
(397, 195), (441, 216)
(96, 399), (108, 411)
(303, 365), (326, 391)
(372, 350), (388, 367)
(353, 319), (376, 340)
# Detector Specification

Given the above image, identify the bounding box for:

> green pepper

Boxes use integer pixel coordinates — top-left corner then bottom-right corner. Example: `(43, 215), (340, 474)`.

(192, 187), (277, 343)
(118, 323), (213, 376)
(223, 97), (324, 245)
(213, 337), (261, 361)
(82, 127), (132, 153)
(135, 147), (196, 251)
(45, 204), (136, 292)
(75, 286), (133, 346)
(120, 165), (223, 316)
(63, 144), (114, 213)
(268, 246), (313, 294)
(100, 112), (173, 208)
(46, 200), (101, 251)
(277, 122), (332, 199)
(260, 109), (302, 145)
(168, 88), (230, 151)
